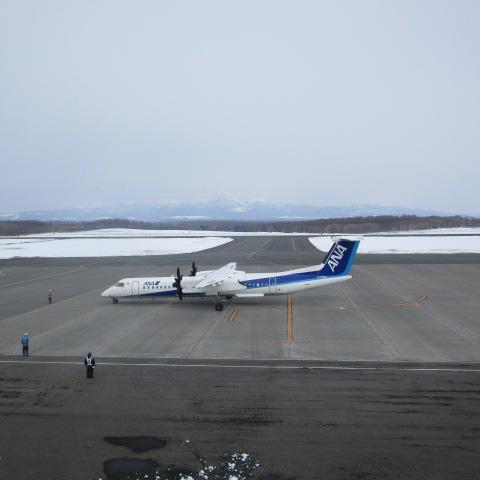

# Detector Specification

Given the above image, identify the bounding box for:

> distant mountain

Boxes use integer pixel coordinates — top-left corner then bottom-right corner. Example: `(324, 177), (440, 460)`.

(1, 197), (454, 222)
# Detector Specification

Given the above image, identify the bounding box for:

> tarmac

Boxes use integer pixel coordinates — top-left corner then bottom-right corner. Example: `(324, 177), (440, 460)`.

(0, 236), (479, 479)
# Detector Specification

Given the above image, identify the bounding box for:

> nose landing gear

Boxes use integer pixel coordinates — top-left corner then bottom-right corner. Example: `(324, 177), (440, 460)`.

(112, 298), (118, 304)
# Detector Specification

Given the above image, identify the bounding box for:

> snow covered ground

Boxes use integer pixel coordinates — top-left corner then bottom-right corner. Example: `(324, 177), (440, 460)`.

(23, 228), (306, 237)
(309, 236), (480, 254)
(17, 227), (480, 238)
(366, 227), (480, 235)
(1, 228), (479, 258)
(0, 237), (232, 259)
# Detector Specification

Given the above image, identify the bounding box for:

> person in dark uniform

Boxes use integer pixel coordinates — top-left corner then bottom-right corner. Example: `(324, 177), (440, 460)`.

(84, 352), (95, 378)
(48, 289), (53, 304)
(21, 333), (29, 356)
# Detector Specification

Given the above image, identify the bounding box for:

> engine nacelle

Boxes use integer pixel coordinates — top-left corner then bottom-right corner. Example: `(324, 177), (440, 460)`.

(180, 276), (204, 289)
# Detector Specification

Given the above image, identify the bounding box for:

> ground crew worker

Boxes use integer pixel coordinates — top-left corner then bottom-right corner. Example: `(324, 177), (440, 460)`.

(84, 352), (95, 378)
(48, 289), (53, 304)
(21, 333), (29, 356)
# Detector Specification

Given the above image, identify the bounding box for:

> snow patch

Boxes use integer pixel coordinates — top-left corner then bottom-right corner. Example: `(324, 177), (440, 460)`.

(309, 236), (480, 254)
(0, 237), (232, 259)
(14, 226), (480, 238)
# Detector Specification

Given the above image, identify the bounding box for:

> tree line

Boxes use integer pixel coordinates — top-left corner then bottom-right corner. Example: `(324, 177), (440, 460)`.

(1, 215), (479, 236)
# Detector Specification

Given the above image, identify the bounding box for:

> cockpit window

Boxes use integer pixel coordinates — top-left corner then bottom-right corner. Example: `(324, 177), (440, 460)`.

(115, 282), (125, 287)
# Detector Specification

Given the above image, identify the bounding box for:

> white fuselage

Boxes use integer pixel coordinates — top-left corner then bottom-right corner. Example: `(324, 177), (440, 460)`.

(101, 237), (360, 309)
(101, 265), (351, 301)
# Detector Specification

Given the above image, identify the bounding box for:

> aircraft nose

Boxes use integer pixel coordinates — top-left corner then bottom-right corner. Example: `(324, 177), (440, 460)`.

(102, 287), (112, 297)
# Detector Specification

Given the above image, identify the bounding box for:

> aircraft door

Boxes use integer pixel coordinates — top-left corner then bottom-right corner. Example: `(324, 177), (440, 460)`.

(132, 281), (140, 296)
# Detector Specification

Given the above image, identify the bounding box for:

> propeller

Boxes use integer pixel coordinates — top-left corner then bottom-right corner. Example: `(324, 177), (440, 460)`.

(173, 267), (183, 301)
(190, 262), (197, 277)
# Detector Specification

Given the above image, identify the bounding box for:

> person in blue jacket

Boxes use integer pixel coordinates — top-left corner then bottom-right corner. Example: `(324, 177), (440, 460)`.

(21, 333), (29, 356)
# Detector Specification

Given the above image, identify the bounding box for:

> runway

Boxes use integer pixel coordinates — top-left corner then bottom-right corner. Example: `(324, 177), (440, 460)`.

(1, 236), (480, 479)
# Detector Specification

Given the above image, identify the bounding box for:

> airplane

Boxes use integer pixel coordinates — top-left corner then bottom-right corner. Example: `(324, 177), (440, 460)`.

(101, 237), (361, 311)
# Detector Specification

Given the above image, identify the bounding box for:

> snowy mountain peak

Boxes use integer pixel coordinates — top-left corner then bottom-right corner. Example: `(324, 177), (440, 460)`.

(2, 199), (453, 222)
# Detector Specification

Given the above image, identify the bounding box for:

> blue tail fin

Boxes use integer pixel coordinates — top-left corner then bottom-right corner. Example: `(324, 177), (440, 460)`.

(317, 237), (360, 277)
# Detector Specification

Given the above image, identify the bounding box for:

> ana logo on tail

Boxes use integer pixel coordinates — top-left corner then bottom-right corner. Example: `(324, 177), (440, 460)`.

(327, 244), (347, 272)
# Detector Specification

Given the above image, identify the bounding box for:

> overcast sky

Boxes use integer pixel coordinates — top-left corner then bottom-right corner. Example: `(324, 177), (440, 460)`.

(1, 1), (479, 214)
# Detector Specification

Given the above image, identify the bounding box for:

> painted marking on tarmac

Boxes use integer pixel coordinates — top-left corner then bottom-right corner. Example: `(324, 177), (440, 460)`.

(227, 309), (240, 322)
(273, 293), (304, 344)
(372, 294), (428, 309)
(287, 293), (293, 341)
(0, 267), (90, 289)
(303, 295), (428, 313)
(246, 239), (271, 259)
(1, 359), (480, 373)
(209, 237), (247, 254)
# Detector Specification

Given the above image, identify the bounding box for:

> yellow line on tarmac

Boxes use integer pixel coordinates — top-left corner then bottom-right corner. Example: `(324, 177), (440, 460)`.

(287, 294), (293, 342)
(304, 295), (428, 313)
(272, 294), (304, 344)
(227, 309), (240, 322)
(349, 294), (428, 311)
(0, 266), (90, 289)
(246, 239), (271, 259)
(214, 237), (247, 253)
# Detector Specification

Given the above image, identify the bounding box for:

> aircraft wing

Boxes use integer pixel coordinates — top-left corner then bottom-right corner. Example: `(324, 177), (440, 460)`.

(194, 263), (237, 288)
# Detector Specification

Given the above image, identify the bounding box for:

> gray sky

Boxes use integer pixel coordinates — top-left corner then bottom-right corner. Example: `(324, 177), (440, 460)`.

(1, 1), (479, 214)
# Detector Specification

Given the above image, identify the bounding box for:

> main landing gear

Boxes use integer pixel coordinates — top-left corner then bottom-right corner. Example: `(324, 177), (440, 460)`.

(112, 298), (118, 304)
(213, 296), (224, 311)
